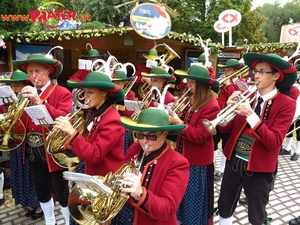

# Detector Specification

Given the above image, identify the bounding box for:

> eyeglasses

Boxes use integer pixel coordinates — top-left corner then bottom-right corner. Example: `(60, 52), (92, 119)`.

(252, 69), (274, 75)
(134, 132), (159, 141)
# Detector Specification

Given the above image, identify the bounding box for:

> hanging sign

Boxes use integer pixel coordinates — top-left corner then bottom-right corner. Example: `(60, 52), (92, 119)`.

(130, 3), (172, 40)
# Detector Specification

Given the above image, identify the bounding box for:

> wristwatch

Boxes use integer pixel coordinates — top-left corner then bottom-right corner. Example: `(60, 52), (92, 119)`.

(134, 191), (143, 201)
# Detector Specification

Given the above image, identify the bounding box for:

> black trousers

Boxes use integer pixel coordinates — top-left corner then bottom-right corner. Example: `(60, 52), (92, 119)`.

(218, 153), (277, 225)
(213, 127), (230, 150)
(27, 145), (69, 206)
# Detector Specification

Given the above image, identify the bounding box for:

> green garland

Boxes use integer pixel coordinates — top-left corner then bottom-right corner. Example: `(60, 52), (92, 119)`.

(0, 27), (298, 56)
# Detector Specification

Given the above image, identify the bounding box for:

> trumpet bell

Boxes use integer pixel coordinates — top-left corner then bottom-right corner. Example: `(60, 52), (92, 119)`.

(0, 120), (26, 151)
(203, 119), (217, 135)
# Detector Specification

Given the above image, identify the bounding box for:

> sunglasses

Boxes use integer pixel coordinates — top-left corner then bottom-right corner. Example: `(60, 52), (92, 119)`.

(134, 132), (160, 141)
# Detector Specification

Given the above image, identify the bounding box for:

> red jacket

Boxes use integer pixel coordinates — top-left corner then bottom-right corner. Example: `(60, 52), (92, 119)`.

(23, 84), (72, 172)
(64, 105), (124, 176)
(69, 69), (89, 82)
(176, 97), (220, 166)
(124, 142), (189, 225)
(219, 92), (296, 172)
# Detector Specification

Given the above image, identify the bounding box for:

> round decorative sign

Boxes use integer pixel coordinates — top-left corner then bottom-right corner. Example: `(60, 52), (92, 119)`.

(214, 20), (229, 33)
(219, 9), (242, 27)
(130, 3), (172, 40)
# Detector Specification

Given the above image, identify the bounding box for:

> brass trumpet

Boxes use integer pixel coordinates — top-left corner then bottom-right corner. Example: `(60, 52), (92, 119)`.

(203, 82), (258, 135)
(218, 66), (249, 85)
(171, 88), (190, 116)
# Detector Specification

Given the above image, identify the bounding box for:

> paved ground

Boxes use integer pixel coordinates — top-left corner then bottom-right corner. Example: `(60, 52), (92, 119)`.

(0, 144), (299, 225)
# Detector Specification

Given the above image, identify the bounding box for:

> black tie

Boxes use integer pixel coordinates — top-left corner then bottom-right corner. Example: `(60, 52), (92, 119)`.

(37, 89), (42, 95)
(254, 97), (263, 116)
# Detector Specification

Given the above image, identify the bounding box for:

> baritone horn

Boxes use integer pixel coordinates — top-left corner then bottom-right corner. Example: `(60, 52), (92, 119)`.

(203, 82), (258, 135)
(67, 145), (148, 224)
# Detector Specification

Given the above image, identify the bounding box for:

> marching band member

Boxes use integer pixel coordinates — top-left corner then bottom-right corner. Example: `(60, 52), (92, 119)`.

(111, 68), (136, 155)
(111, 107), (189, 225)
(69, 47), (106, 82)
(170, 65), (220, 225)
(141, 66), (176, 105)
(217, 53), (297, 225)
(55, 71), (125, 225)
(12, 54), (73, 225)
(214, 58), (247, 182)
(0, 70), (42, 219)
(55, 71), (125, 176)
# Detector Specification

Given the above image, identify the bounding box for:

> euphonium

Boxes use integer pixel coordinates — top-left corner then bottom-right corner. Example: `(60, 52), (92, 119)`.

(203, 82), (258, 135)
(0, 92), (28, 151)
(68, 144), (148, 224)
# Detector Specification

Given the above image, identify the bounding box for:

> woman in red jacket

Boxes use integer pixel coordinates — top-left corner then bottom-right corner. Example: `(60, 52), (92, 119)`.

(112, 107), (189, 225)
(170, 64), (220, 225)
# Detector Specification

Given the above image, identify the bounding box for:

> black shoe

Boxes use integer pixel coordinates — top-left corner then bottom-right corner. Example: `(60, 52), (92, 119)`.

(0, 197), (5, 206)
(280, 148), (291, 155)
(214, 171), (223, 181)
(31, 211), (44, 220)
(291, 153), (299, 161)
(239, 197), (248, 205)
(289, 216), (300, 225)
(25, 208), (36, 217)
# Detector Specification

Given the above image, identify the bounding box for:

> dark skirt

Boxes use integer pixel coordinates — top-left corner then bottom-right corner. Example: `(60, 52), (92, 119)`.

(9, 145), (39, 208)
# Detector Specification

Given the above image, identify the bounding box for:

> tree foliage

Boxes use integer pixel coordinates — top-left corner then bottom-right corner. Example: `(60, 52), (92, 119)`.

(261, 1), (300, 43)
(0, 0), (38, 32)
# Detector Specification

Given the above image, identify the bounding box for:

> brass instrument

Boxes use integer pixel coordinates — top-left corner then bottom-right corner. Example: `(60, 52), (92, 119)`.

(203, 82), (258, 135)
(124, 76), (138, 96)
(171, 88), (191, 115)
(0, 92), (28, 151)
(67, 144), (148, 224)
(132, 86), (162, 120)
(46, 95), (89, 168)
(218, 66), (249, 86)
(138, 43), (180, 99)
(72, 88), (90, 109)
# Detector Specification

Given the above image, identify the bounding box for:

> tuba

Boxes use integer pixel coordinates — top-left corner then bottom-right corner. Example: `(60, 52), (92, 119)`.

(66, 145), (148, 224)
(0, 92), (28, 151)
(203, 82), (258, 135)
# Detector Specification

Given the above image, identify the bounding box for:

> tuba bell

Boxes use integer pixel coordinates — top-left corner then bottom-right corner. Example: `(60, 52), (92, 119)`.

(0, 92), (28, 151)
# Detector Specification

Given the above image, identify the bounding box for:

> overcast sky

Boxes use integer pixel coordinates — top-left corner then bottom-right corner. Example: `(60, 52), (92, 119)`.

(252, 0), (292, 8)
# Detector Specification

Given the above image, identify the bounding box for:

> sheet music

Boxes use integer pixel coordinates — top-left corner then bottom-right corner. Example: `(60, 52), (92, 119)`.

(63, 171), (112, 195)
(0, 86), (17, 105)
(24, 104), (54, 126)
(124, 100), (140, 111)
(78, 59), (92, 70)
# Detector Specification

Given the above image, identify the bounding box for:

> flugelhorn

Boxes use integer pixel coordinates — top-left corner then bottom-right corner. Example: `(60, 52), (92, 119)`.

(171, 88), (191, 115)
(203, 82), (258, 135)
(67, 144), (149, 224)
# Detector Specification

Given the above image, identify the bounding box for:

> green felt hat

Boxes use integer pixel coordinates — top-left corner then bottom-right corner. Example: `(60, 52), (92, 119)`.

(0, 70), (29, 83)
(120, 107), (185, 132)
(217, 59), (243, 69)
(175, 64), (219, 91)
(142, 48), (159, 60)
(81, 49), (106, 59)
(111, 69), (132, 81)
(12, 54), (63, 79)
(67, 71), (124, 103)
(243, 52), (297, 90)
(141, 66), (172, 79)
(193, 53), (208, 62)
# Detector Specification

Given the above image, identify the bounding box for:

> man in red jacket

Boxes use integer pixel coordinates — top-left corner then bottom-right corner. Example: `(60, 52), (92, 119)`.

(12, 54), (73, 225)
(217, 53), (297, 225)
